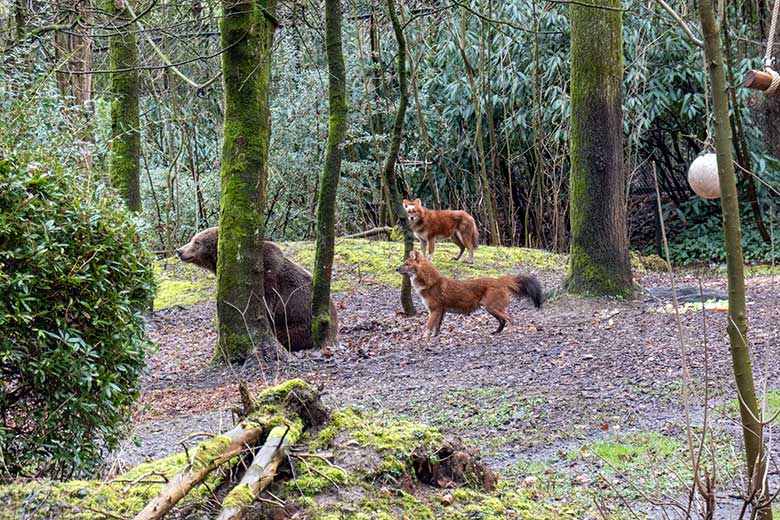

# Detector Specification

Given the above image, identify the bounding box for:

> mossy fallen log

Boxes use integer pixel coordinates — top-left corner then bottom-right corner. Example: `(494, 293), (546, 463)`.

(216, 422), (301, 520)
(131, 419), (266, 520)
(134, 379), (324, 520)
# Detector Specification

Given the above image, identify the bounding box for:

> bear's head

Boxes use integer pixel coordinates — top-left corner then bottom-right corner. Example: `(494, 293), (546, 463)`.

(176, 227), (218, 273)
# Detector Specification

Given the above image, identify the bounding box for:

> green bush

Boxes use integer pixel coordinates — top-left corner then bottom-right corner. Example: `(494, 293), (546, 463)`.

(662, 204), (780, 266)
(0, 159), (156, 479)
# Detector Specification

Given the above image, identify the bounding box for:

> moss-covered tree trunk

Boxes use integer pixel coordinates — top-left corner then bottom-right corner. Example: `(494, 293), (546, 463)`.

(311, 0), (348, 347)
(216, 0), (280, 362)
(383, 0), (415, 316)
(698, 1), (772, 516)
(105, 0), (141, 211)
(565, 0), (632, 297)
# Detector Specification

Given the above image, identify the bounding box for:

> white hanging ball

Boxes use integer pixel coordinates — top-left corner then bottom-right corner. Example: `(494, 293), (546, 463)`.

(687, 153), (721, 199)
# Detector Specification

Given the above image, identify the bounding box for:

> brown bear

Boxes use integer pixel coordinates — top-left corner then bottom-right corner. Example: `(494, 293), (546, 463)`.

(175, 227), (337, 351)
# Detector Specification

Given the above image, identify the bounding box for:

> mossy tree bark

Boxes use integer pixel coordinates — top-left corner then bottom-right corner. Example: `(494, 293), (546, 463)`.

(383, 0), (415, 316)
(565, 0), (632, 297)
(698, 1), (772, 516)
(216, 0), (280, 362)
(311, 0), (348, 348)
(105, 0), (141, 212)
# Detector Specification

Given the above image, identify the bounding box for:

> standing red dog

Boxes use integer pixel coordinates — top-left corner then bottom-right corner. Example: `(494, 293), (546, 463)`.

(396, 250), (542, 337)
(402, 198), (479, 263)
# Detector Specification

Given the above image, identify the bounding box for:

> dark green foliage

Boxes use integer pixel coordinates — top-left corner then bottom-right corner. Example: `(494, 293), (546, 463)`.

(0, 159), (155, 479)
(661, 205), (780, 265)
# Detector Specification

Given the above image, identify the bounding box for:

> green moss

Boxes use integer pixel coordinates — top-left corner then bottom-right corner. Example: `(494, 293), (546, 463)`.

(192, 434), (232, 470)
(283, 239), (565, 292)
(153, 257), (215, 310)
(0, 451), (226, 520)
(221, 482), (255, 509)
(285, 456), (349, 494)
(313, 408), (442, 455)
(256, 378), (313, 404)
(567, 244), (635, 298)
(378, 455), (407, 479)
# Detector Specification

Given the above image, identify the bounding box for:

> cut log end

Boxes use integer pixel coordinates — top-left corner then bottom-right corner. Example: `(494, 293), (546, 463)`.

(743, 69), (775, 92)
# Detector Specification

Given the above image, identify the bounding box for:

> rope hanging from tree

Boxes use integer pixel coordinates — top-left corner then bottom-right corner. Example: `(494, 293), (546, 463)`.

(743, 0), (780, 94)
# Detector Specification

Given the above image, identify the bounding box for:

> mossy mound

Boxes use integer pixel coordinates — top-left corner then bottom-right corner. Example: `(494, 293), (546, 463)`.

(264, 408), (577, 519)
(0, 452), (222, 520)
(153, 256), (215, 310)
(286, 238), (566, 291)
(152, 238), (566, 310)
(0, 407), (579, 519)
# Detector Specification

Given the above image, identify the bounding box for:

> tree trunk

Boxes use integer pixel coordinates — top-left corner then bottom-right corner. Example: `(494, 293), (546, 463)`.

(105, 0), (141, 212)
(216, 0), (280, 362)
(54, 0), (92, 107)
(312, 0), (348, 348)
(383, 0), (415, 316)
(697, 1), (772, 516)
(565, 0), (632, 297)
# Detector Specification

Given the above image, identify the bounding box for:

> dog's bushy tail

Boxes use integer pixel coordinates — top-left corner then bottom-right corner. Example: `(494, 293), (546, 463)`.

(510, 275), (543, 308)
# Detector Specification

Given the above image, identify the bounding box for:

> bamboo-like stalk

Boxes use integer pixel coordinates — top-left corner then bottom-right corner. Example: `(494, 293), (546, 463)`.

(697, 0), (772, 516)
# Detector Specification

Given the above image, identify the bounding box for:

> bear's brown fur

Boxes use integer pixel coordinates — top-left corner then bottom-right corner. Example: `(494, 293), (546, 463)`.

(176, 227), (337, 351)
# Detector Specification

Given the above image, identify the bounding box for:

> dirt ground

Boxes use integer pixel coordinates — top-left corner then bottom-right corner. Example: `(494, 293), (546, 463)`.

(112, 268), (780, 516)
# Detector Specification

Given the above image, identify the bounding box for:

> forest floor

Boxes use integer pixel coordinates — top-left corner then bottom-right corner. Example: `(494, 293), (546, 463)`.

(113, 239), (780, 518)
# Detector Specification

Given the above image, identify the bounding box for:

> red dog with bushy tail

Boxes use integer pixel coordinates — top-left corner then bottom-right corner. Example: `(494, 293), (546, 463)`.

(396, 250), (542, 337)
(403, 198), (479, 263)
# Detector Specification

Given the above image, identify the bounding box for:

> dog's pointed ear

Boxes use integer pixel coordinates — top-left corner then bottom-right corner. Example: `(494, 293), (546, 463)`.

(414, 198), (421, 205)
(402, 199), (409, 206)
(410, 250), (418, 260)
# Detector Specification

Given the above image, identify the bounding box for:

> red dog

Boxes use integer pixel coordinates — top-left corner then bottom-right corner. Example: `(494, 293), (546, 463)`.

(403, 198), (479, 263)
(396, 250), (542, 337)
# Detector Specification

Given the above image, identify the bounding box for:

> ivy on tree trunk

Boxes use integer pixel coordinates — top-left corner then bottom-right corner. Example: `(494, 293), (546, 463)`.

(105, 0), (141, 212)
(565, 0), (632, 297)
(698, 0), (772, 515)
(382, 0), (415, 316)
(311, 0), (348, 347)
(216, 0), (280, 362)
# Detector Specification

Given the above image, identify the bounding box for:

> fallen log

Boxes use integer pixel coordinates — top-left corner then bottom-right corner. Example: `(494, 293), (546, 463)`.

(342, 226), (394, 239)
(132, 418), (268, 520)
(216, 422), (302, 520)
(133, 379), (326, 520)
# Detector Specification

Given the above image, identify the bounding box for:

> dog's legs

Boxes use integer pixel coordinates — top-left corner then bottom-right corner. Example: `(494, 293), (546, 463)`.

(426, 308), (445, 337)
(451, 231), (466, 261)
(419, 238), (427, 257)
(460, 231), (475, 263)
(487, 310), (512, 334)
(427, 239), (436, 260)
(483, 289), (511, 334)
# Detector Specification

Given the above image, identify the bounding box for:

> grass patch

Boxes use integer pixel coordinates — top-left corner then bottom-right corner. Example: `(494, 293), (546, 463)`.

(284, 238), (567, 292)
(432, 386), (546, 431)
(153, 256), (214, 310)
